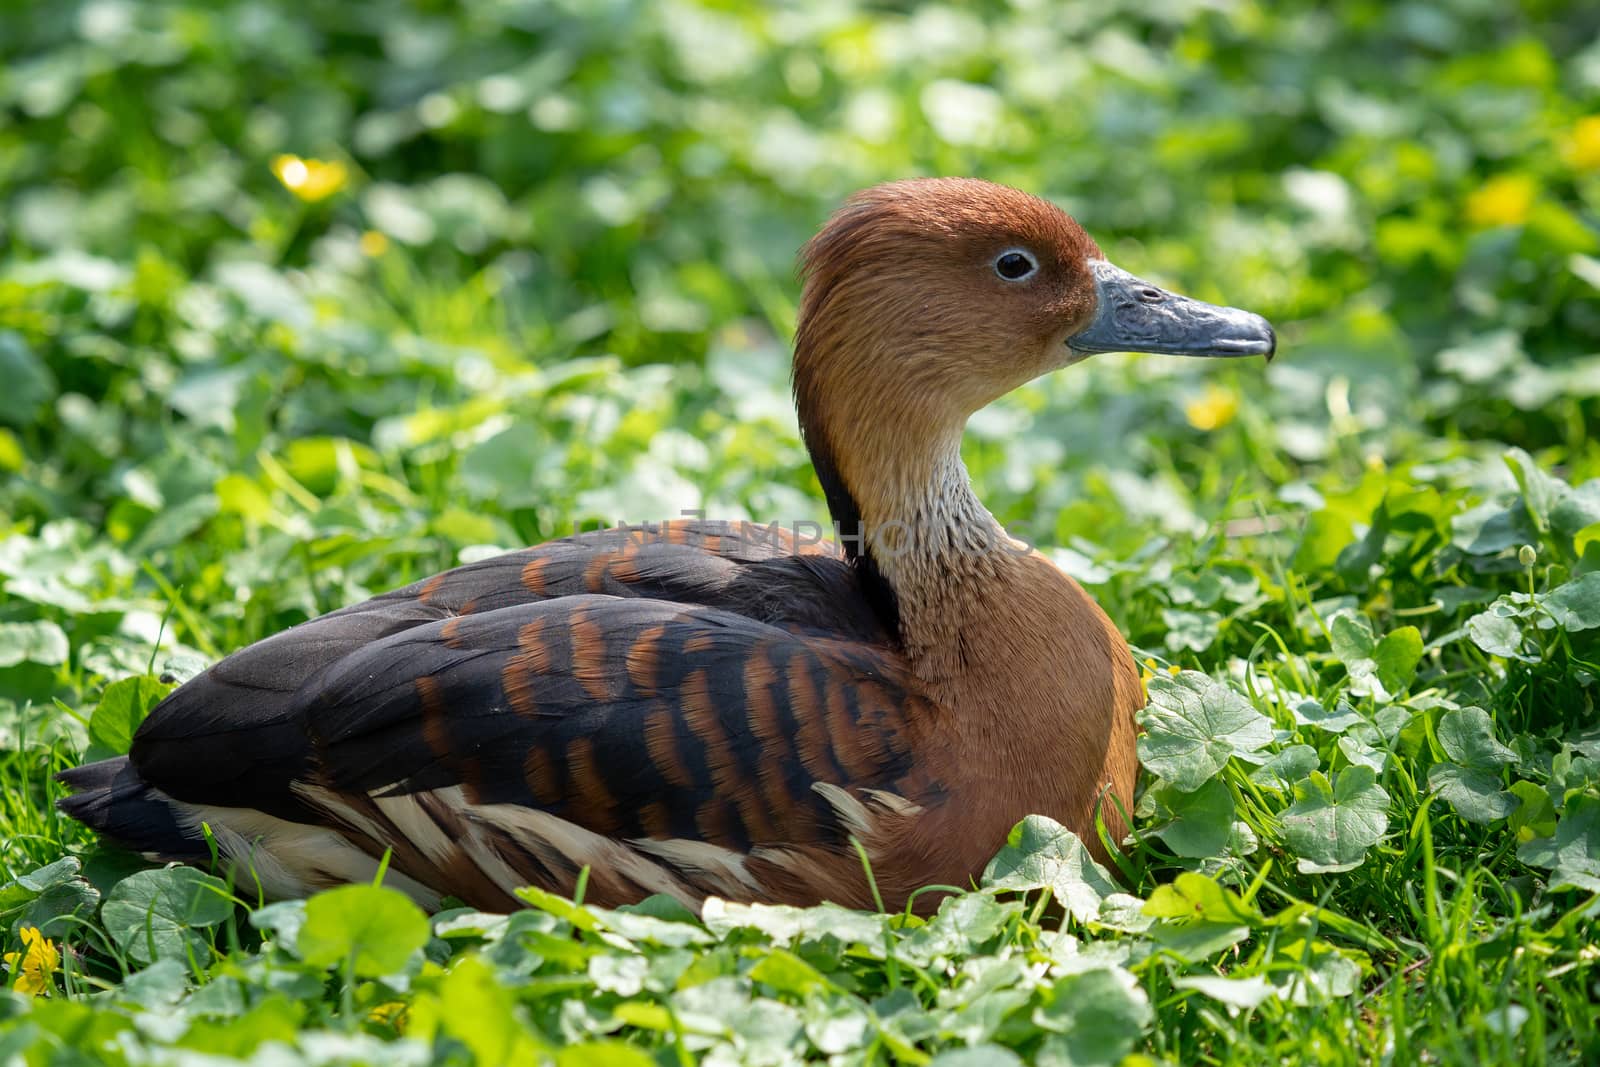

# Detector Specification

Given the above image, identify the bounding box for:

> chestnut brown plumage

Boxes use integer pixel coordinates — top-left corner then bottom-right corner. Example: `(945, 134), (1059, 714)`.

(59, 178), (1275, 913)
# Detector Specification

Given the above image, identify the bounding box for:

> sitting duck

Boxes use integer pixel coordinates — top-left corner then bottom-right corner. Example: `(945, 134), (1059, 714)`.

(61, 178), (1274, 913)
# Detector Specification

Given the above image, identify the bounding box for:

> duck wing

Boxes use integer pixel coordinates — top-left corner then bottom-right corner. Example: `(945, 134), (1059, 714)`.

(61, 521), (929, 909)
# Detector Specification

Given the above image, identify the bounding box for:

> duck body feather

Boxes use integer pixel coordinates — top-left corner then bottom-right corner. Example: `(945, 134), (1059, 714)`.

(58, 522), (951, 909)
(62, 518), (1139, 912)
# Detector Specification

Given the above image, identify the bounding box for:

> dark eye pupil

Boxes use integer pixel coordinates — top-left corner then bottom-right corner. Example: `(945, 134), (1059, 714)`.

(997, 252), (1033, 279)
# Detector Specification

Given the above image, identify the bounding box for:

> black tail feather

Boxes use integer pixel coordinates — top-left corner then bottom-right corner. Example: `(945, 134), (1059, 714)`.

(57, 757), (209, 862)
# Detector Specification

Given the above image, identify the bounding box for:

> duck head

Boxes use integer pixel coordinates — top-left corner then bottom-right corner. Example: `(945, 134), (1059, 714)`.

(795, 177), (1273, 438)
(792, 178), (1274, 566)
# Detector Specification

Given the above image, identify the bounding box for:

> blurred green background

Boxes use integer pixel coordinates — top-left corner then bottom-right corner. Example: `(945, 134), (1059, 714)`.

(1, 0), (1598, 688)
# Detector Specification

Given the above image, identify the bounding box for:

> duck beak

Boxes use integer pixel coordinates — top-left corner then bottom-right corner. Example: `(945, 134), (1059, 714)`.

(1067, 260), (1276, 362)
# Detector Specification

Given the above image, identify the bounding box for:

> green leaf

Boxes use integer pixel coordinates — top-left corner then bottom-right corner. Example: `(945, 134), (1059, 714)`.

(1142, 873), (1258, 961)
(12, 857), (81, 895)
(1293, 699), (1362, 734)
(0, 620), (69, 668)
(0, 330), (56, 427)
(101, 867), (234, 964)
(1428, 763), (1517, 823)
(1451, 502), (1537, 556)
(902, 893), (1020, 966)
(1543, 572), (1600, 632)
(1151, 779), (1235, 858)
(555, 1043), (657, 1067)
(411, 954), (546, 1062)
(1032, 967), (1152, 1067)
(1335, 498), (1390, 584)
(1, 858), (101, 939)
(1293, 509), (1354, 573)
(588, 952), (646, 996)
(931, 1048), (1024, 1067)
(1552, 480), (1600, 540)
(1147, 920), (1251, 960)
(981, 815), (1119, 924)
(1505, 447), (1561, 532)
(1173, 973), (1279, 1011)
(1137, 672), (1272, 791)
(748, 948), (834, 996)
(1437, 706), (1517, 769)
(1251, 744), (1320, 788)
(1373, 626), (1423, 693)
(1269, 937), (1365, 1004)
(804, 995), (874, 1054)
(296, 884), (429, 975)
(1161, 608), (1222, 652)
(117, 959), (190, 1010)
(1465, 608), (1535, 661)
(1517, 797), (1600, 891)
(515, 884), (601, 931)
(701, 898), (889, 949)
(1337, 731), (1388, 773)
(176, 996), (303, 1058)
(1144, 872), (1262, 925)
(1281, 767), (1391, 873)
(1330, 614), (1421, 698)
(1508, 781), (1558, 839)
(88, 676), (172, 756)
(247, 900), (305, 946)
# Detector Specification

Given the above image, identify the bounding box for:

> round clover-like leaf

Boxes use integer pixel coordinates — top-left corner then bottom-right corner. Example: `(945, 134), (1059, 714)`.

(1151, 779), (1235, 859)
(1517, 797), (1600, 892)
(102, 867), (233, 964)
(1543, 572), (1600, 633)
(982, 815), (1119, 924)
(88, 675), (172, 756)
(1136, 672), (1272, 792)
(1428, 763), (1517, 823)
(1281, 767), (1391, 874)
(1437, 706), (1517, 769)
(1466, 608), (1536, 662)
(296, 884), (429, 976)
(0, 620), (69, 668)
(1033, 966), (1152, 1067)
(1330, 614), (1422, 699)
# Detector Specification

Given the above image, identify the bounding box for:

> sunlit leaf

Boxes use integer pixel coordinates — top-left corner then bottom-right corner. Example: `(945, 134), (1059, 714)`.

(0, 620), (69, 669)
(1137, 673), (1272, 791)
(88, 676), (171, 756)
(1281, 767), (1391, 873)
(296, 884), (429, 975)
(982, 816), (1119, 924)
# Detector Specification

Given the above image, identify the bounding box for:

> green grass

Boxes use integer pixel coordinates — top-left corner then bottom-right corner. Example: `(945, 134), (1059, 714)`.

(3, 0), (1600, 1063)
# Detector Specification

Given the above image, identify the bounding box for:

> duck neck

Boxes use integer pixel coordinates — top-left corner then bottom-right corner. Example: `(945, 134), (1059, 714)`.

(806, 408), (1021, 672)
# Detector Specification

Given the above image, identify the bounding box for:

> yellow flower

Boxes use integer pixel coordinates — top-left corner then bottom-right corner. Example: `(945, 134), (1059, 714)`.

(1167, 665), (1182, 676)
(1139, 658), (1157, 697)
(1184, 384), (1239, 431)
(1564, 116), (1600, 172)
(4, 926), (60, 997)
(271, 154), (349, 203)
(1465, 174), (1536, 228)
(359, 230), (390, 257)
(368, 1000), (408, 1031)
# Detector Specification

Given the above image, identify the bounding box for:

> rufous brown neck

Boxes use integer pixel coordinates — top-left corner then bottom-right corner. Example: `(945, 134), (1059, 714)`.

(794, 342), (1032, 668)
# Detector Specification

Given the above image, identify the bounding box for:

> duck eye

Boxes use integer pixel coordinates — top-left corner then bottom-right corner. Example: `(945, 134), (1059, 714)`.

(994, 250), (1037, 281)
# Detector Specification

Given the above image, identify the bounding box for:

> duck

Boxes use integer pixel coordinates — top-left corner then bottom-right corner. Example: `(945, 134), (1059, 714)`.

(60, 178), (1274, 914)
